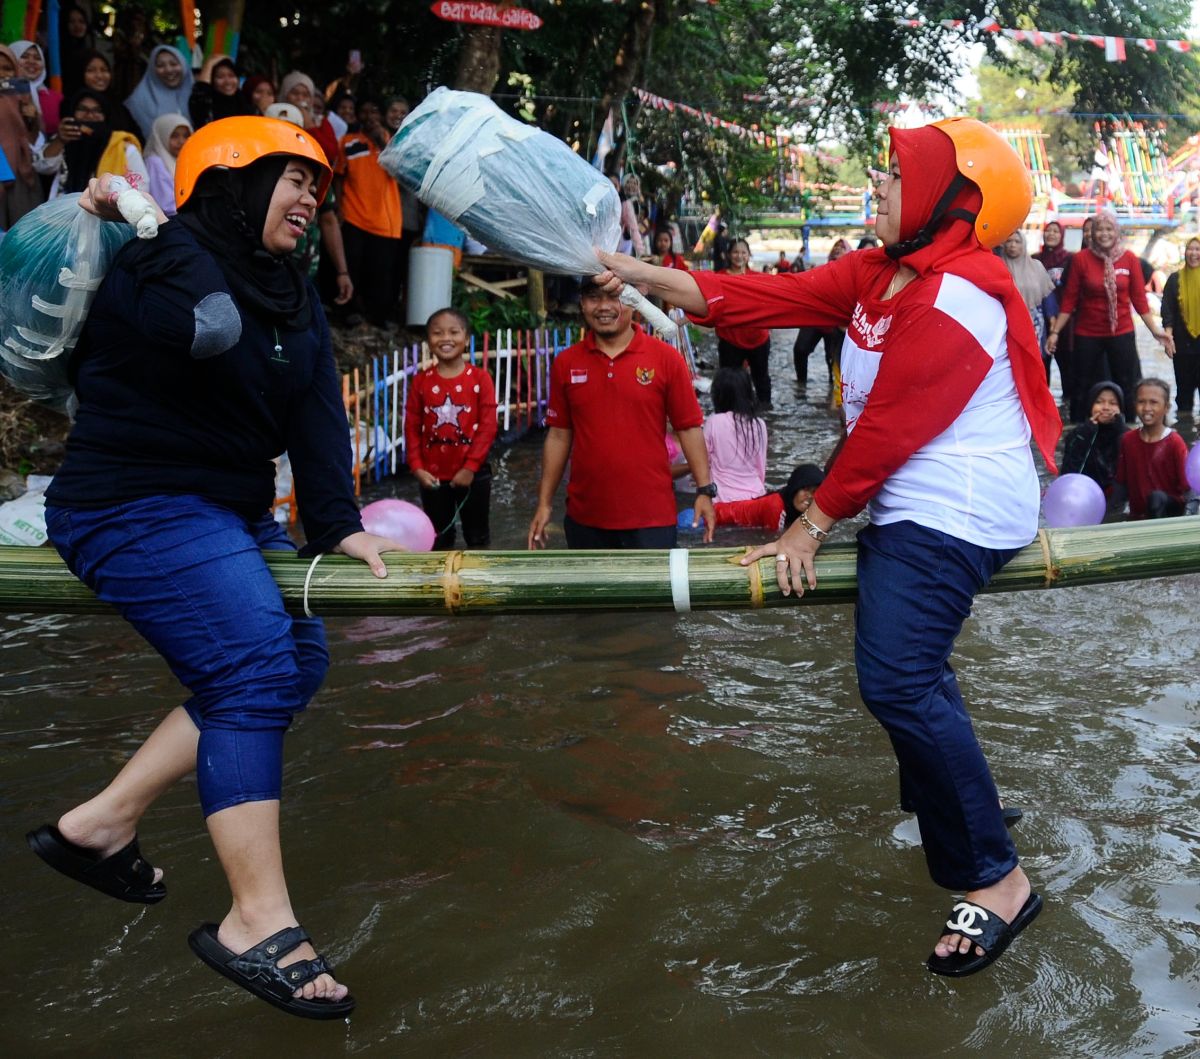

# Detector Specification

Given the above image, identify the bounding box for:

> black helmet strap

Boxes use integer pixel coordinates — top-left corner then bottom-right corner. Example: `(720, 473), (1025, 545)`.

(885, 172), (977, 260)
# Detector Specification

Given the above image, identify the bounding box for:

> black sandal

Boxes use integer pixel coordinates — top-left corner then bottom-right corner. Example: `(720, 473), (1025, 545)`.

(188, 923), (355, 1020)
(26, 824), (166, 904)
(926, 891), (1043, 978)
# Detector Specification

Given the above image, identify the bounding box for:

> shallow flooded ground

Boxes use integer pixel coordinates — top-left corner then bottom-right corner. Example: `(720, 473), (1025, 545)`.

(2, 328), (1197, 1056)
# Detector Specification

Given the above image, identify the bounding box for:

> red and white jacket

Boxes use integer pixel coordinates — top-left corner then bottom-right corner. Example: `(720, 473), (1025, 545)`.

(691, 253), (1041, 549)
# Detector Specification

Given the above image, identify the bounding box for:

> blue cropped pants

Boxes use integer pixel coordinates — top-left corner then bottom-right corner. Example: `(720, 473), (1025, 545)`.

(46, 496), (329, 817)
(854, 520), (1020, 892)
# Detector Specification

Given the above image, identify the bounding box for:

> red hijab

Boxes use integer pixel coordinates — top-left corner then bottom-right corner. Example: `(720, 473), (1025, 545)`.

(883, 124), (1060, 473)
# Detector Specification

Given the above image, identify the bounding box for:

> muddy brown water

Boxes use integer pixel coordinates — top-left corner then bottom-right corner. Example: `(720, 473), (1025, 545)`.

(2, 330), (1198, 1057)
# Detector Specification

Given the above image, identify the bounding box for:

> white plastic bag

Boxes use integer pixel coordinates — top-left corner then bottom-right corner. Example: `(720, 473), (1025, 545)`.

(0, 195), (137, 411)
(0, 474), (53, 547)
(379, 87), (676, 339)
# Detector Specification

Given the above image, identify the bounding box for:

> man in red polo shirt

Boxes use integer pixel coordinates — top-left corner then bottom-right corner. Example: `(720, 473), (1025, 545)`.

(528, 278), (717, 549)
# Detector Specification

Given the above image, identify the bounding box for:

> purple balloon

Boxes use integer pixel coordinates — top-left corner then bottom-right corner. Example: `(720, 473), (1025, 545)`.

(1043, 473), (1106, 528)
(1186, 442), (1200, 494)
(360, 499), (436, 552)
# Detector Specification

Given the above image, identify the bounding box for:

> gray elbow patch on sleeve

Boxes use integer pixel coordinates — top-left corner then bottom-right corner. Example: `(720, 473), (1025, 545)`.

(191, 292), (243, 358)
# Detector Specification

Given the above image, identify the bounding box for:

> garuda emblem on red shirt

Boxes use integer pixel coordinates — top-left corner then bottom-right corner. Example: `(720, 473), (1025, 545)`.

(635, 367), (655, 385)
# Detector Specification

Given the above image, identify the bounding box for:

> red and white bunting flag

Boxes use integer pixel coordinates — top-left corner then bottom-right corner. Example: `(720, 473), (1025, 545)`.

(1031, 31), (1044, 46)
(1104, 35), (1127, 62)
(1137, 39), (1157, 52)
(1086, 35), (1105, 48)
(1167, 40), (1192, 52)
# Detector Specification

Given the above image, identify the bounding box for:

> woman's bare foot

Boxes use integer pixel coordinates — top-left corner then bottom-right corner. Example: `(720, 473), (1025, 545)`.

(218, 908), (349, 1002)
(57, 801), (164, 885)
(934, 865), (1031, 959)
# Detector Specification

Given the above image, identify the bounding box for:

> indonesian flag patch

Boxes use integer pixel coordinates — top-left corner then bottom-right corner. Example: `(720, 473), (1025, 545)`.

(570, 369), (588, 385)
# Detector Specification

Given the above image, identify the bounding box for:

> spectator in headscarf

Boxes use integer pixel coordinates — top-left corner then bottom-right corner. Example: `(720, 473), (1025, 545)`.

(73, 50), (142, 140)
(60, 3), (107, 97)
(142, 111), (192, 215)
(189, 54), (255, 129)
(39, 88), (148, 196)
(1032, 220), (1074, 406)
(124, 45), (193, 141)
(0, 44), (42, 227)
(1001, 230), (1056, 381)
(1048, 210), (1170, 422)
(1160, 236), (1200, 417)
(241, 74), (276, 115)
(278, 71), (338, 165)
(11, 41), (63, 138)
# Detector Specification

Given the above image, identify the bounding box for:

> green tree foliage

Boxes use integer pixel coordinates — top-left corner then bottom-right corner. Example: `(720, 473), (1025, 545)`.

(221, 1), (1200, 214)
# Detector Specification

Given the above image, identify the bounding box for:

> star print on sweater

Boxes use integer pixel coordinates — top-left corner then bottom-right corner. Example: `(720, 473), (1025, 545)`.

(405, 363), (499, 482)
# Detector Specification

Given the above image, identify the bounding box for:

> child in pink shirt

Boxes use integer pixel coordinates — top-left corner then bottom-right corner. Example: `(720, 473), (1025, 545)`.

(704, 368), (767, 500)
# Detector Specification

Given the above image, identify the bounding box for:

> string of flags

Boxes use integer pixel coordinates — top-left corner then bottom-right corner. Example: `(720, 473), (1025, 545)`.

(633, 87), (778, 148)
(895, 16), (1193, 62)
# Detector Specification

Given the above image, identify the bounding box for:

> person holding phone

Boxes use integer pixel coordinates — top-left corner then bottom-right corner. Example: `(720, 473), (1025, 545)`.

(0, 44), (42, 226)
(11, 41), (62, 137)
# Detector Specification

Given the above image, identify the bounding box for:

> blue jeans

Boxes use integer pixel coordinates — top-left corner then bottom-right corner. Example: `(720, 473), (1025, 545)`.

(854, 520), (1020, 891)
(46, 496), (329, 817)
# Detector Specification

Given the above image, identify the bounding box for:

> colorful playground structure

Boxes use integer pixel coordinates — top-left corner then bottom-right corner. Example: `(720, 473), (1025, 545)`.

(1009, 121), (1182, 231)
(739, 119), (1196, 240)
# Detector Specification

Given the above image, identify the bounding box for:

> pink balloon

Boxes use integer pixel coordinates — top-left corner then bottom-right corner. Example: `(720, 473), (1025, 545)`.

(1043, 473), (1106, 528)
(1186, 442), (1200, 494)
(360, 499), (436, 552)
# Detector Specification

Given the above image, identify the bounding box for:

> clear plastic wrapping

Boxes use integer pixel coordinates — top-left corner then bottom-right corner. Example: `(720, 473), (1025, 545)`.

(379, 87), (676, 338)
(0, 195), (135, 410)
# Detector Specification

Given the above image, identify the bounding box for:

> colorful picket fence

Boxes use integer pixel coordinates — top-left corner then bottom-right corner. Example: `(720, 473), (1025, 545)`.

(344, 326), (583, 493)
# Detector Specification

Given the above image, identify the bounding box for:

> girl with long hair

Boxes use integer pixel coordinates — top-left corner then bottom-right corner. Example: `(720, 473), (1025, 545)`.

(705, 367), (768, 500)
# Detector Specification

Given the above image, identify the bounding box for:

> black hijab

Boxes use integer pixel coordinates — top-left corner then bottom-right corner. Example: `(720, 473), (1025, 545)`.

(61, 89), (112, 194)
(193, 59), (257, 125)
(176, 156), (313, 331)
(777, 464), (825, 527)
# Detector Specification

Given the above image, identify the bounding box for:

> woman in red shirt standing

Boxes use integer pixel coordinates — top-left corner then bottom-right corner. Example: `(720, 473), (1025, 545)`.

(1047, 210), (1170, 422)
(716, 237), (773, 408)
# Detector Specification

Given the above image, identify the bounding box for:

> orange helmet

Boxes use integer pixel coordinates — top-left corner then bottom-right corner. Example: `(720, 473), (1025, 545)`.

(932, 117), (1032, 249)
(175, 116), (333, 211)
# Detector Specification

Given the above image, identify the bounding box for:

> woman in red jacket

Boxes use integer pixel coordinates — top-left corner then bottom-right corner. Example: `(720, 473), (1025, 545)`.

(595, 118), (1061, 978)
(1046, 210), (1170, 422)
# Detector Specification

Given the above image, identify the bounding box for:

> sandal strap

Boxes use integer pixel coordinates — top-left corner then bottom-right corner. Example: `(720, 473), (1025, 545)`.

(942, 901), (1012, 954)
(98, 836), (156, 890)
(228, 925), (312, 979)
(278, 955), (333, 989)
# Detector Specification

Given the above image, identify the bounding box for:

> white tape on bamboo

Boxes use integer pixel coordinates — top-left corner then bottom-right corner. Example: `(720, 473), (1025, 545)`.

(669, 548), (691, 612)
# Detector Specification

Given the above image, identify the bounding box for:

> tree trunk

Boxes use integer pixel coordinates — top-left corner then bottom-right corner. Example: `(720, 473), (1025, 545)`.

(590, 0), (660, 170)
(454, 25), (503, 93)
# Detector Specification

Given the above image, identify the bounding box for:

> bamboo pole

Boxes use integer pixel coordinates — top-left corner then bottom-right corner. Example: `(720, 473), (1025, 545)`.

(2, 520), (1199, 617)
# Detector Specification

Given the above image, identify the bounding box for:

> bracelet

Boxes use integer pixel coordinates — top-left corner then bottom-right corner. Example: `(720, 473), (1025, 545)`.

(337, 271), (350, 277)
(798, 511), (829, 542)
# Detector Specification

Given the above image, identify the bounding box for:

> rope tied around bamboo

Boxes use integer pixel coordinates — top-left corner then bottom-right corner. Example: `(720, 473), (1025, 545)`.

(3, 520), (1198, 616)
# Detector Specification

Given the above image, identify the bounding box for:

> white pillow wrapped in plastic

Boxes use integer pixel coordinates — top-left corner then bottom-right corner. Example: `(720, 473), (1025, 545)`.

(379, 87), (676, 339)
(0, 180), (155, 411)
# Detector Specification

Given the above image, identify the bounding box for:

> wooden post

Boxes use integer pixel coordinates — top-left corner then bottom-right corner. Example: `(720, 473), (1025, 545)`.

(527, 267), (546, 320)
